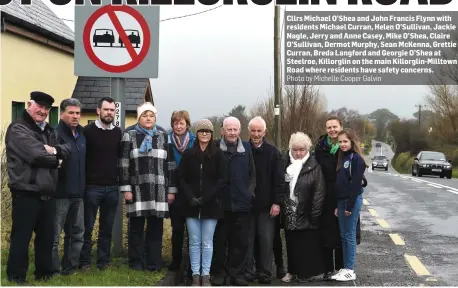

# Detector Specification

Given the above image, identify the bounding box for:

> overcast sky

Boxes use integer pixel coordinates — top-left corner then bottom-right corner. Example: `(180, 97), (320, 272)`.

(43, 1), (435, 126)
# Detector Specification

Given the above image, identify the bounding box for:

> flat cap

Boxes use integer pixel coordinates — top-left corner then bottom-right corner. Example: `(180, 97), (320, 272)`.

(30, 91), (54, 108)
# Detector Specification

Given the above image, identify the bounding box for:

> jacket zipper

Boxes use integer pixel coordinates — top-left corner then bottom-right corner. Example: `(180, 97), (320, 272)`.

(198, 163), (202, 219)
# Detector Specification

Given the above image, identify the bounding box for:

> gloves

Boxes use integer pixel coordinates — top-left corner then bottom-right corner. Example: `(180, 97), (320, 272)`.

(362, 175), (368, 187)
(190, 197), (203, 207)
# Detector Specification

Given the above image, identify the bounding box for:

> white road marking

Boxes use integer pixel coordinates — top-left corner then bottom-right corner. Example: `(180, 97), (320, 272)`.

(447, 189), (458, 195)
(428, 184), (443, 188)
(399, 176), (458, 196)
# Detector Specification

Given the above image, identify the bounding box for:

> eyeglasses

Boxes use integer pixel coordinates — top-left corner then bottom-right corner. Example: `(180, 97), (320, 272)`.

(198, 130), (212, 135)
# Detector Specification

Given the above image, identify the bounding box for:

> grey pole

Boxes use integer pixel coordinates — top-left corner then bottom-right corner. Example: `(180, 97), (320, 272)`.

(111, 77), (126, 256)
(274, 5), (282, 150)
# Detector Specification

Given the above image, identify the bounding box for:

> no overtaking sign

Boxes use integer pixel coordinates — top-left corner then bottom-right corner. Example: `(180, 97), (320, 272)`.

(74, 0), (159, 78)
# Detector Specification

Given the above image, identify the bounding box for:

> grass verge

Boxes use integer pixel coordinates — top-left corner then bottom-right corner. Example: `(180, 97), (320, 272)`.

(0, 218), (172, 286)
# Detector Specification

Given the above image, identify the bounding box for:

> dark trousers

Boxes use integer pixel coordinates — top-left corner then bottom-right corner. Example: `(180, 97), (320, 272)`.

(323, 247), (344, 272)
(245, 212), (275, 280)
(273, 216), (284, 272)
(170, 203), (186, 264)
(7, 193), (56, 282)
(79, 185), (119, 268)
(128, 215), (164, 271)
(51, 198), (85, 274)
(212, 211), (250, 282)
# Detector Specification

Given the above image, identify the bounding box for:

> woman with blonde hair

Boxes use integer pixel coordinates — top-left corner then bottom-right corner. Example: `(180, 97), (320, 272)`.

(281, 132), (326, 283)
(119, 102), (177, 271)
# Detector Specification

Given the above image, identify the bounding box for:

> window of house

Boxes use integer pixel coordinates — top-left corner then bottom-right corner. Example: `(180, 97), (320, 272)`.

(49, 107), (59, 127)
(11, 102), (25, 121)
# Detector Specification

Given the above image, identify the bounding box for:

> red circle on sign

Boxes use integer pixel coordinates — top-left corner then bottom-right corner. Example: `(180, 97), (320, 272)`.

(83, 5), (151, 73)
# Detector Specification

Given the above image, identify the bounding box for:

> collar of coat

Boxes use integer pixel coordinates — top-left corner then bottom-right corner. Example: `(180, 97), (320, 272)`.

(285, 151), (319, 175)
(219, 137), (245, 153)
(57, 119), (84, 137)
(22, 109), (52, 133)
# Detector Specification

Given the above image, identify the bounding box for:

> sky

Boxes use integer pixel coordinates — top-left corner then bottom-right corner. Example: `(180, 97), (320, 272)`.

(43, 0), (436, 126)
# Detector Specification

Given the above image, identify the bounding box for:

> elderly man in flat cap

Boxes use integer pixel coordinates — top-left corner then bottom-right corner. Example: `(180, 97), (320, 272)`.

(5, 91), (71, 284)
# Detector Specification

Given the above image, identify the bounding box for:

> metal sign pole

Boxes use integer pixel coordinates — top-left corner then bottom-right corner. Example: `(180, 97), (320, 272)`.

(111, 77), (126, 256)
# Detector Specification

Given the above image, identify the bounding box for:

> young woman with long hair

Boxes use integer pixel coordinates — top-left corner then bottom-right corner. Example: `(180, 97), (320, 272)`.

(331, 129), (368, 281)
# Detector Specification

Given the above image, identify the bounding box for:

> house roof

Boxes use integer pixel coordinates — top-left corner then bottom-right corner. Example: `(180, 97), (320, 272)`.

(72, 77), (151, 112)
(1, 0), (74, 46)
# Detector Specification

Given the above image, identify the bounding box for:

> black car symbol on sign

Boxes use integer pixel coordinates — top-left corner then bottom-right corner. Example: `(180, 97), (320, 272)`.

(119, 30), (141, 48)
(92, 29), (115, 47)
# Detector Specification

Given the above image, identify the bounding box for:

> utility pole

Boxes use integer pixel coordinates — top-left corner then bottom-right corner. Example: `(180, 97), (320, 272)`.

(415, 104), (422, 126)
(111, 77), (126, 256)
(273, 5), (282, 150)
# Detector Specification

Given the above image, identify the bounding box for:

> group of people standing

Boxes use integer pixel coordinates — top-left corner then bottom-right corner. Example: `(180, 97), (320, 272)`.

(5, 91), (368, 286)
(167, 112), (369, 286)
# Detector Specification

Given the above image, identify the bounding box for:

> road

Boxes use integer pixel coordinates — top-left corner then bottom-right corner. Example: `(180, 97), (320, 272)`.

(362, 140), (458, 286)
(261, 141), (457, 286)
(163, 140), (458, 286)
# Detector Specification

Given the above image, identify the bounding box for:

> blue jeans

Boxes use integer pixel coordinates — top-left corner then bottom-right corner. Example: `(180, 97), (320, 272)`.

(186, 218), (218, 276)
(337, 194), (363, 271)
(51, 198), (85, 274)
(79, 185), (119, 268)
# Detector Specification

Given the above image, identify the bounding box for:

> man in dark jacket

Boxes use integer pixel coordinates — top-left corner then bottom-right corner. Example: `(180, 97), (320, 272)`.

(244, 116), (285, 284)
(211, 116), (256, 286)
(51, 98), (86, 276)
(5, 91), (71, 284)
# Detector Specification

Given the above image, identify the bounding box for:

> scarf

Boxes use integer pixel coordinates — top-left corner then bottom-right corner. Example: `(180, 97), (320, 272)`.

(172, 131), (190, 154)
(327, 136), (339, 155)
(285, 150), (309, 204)
(135, 124), (157, 154)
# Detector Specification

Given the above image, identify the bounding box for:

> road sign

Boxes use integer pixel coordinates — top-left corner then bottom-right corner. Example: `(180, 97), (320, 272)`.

(74, 0), (159, 78)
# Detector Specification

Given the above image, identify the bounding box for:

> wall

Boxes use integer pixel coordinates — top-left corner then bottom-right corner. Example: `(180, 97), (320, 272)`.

(1, 31), (77, 130)
(80, 113), (137, 128)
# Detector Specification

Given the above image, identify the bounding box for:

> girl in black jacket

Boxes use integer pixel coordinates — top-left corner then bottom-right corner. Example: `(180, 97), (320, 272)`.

(178, 119), (228, 286)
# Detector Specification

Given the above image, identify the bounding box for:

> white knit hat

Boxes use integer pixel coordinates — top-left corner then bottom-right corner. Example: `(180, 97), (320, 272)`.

(137, 102), (157, 121)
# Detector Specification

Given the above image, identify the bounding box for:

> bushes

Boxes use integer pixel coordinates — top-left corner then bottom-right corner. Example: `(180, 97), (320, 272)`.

(391, 152), (415, 174)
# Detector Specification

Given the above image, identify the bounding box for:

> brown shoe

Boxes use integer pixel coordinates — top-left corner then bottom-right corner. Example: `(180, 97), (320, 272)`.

(192, 275), (201, 286)
(201, 275), (211, 286)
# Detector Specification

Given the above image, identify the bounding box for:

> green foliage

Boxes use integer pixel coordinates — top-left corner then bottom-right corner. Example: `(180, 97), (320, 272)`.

(391, 152), (415, 174)
(369, 108), (399, 142)
(388, 119), (430, 154)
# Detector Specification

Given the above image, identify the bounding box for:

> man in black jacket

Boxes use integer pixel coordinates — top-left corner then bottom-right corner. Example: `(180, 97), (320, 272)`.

(5, 92), (71, 284)
(51, 98), (86, 276)
(211, 116), (256, 286)
(244, 116), (285, 284)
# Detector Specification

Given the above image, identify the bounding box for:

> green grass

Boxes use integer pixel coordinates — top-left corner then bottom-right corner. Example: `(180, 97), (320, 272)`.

(0, 250), (167, 286)
(1, 217), (173, 286)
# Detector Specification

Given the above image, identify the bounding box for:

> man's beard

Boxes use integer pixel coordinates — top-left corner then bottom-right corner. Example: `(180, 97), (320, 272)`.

(100, 116), (113, 125)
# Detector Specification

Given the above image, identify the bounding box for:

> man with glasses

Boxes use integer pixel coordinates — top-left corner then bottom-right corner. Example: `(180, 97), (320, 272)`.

(5, 92), (71, 284)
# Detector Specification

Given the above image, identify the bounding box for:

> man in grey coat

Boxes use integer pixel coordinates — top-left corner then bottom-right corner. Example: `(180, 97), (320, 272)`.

(5, 91), (71, 284)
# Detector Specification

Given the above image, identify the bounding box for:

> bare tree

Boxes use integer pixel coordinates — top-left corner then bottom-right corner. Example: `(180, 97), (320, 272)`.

(250, 83), (326, 151)
(425, 85), (458, 144)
